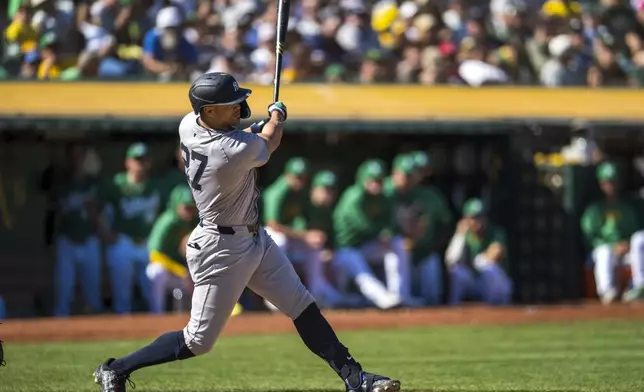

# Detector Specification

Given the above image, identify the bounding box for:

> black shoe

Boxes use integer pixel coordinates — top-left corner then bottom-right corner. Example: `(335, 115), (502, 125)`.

(345, 371), (401, 392)
(93, 358), (135, 391)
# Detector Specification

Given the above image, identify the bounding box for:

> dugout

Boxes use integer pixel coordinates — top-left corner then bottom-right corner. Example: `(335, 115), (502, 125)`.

(0, 83), (643, 317)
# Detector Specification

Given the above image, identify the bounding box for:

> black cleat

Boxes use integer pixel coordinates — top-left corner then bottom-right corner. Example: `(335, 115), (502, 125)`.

(345, 371), (401, 392)
(93, 358), (135, 391)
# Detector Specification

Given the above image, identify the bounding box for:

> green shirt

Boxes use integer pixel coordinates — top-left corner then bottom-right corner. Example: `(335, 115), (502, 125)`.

(384, 180), (453, 258)
(99, 172), (163, 241)
(262, 176), (308, 227)
(333, 184), (394, 248)
(465, 223), (508, 270)
(55, 175), (98, 242)
(300, 202), (336, 247)
(147, 210), (196, 272)
(581, 199), (640, 248)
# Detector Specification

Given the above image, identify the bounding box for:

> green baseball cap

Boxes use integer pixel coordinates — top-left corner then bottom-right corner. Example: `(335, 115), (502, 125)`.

(126, 142), (148, 159)
(597, 162), (618, 181)
(392, 154), (415, 174)
(169, 185), (196, 208)
(357, 159), (386, 182)
(285, 157), (309, 176)
(411, 150), (430, 169)
(312, 170), (337, 188)
(463, 198), (484, 217)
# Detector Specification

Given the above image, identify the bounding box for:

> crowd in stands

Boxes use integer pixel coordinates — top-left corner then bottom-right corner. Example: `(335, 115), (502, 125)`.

(3, 0), (644, 86)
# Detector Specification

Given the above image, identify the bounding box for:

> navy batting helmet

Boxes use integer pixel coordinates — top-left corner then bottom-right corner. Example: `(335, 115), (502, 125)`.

(189, 72), (252, 119)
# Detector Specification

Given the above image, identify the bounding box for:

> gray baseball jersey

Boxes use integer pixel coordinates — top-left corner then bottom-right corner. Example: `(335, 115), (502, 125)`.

(177, 112), (313, 356)
(178, 112), (265, 226)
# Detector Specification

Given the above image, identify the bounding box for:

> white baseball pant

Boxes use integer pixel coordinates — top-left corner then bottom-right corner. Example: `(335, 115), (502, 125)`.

(592, 230), (644, 298)
(333, 236), (412, 309)
(182, 224), (314, 356)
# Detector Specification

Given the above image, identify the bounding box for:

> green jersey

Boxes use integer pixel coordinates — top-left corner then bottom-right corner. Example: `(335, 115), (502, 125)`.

(465, 223), (508, 270)
(99, 172), (163, 241)
(148, 210), (196, 277)
(384, 179), (453, 258)
(55, 175), (98, 242)
(262, 176), (308, 228)
(300, 202), (335, 247)
(581, 199), (640, 248)
(333, 185), (394, 248)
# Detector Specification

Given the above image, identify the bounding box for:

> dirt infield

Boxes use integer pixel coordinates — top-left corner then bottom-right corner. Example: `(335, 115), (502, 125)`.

(1, 302), (643, 343)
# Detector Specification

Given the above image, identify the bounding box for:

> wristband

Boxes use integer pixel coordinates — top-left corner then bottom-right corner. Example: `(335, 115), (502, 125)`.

(250, 118), (270, 133)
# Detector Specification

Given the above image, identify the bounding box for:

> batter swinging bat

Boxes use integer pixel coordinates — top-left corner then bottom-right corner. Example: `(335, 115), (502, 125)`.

(273, 0), (291, 102)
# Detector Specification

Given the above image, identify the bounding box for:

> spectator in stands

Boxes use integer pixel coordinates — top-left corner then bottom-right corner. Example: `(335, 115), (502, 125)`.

(3, 0), (644, 86)
(142, 5), (197, 81)
(540, 34), (587, 86)
(4, 5), (39, 61)
(581, 162), (644, 304)
(445, 198), (512, 306)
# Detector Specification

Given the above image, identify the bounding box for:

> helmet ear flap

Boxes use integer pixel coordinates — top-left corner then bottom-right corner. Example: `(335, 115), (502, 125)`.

(240, 100), (251, 119)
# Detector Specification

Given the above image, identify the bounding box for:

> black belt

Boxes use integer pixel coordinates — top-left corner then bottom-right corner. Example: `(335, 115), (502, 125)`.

(199, 219), (259, 235)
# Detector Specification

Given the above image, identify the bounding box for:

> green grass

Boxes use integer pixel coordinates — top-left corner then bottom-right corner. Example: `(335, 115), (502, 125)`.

(1, 320), (644, 392)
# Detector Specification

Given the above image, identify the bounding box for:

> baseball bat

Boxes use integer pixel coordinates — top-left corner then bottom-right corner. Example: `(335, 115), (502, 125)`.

(273, 0), (291, 103)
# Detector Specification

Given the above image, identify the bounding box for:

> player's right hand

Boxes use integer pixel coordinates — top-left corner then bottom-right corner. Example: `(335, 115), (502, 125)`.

(268, 101), (287, 121)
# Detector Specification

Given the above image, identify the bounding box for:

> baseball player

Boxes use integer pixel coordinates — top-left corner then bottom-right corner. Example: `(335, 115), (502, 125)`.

(384, 154), (451, 305)
(147, 184), (245, 316)
(98, 142), (162, 314)
(52, 144), (103, 317)
(581, 162), (644, 304)
(263, 160), (348, 308)
(303, 170), (364, 308)
(332, 159), (416, 309)
(262, 156), (313, 276)
(93, 72), (401, 392)
(445, 198), (512, 305)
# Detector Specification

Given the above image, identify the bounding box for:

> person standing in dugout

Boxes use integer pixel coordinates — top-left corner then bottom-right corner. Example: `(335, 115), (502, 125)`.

(332, 159), (417, 309)
(52, 143), (103, 317)
(98, 142), (162, 314)
(92, 72), (400, 392)
(581, 162), (644, 304)
(445, 198), (512, 305)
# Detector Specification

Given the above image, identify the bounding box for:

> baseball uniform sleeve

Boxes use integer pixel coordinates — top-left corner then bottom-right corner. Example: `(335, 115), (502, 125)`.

(222, 130), (269, 170)
(147, 212), (175, 253)
(333, 186), (371, 247)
